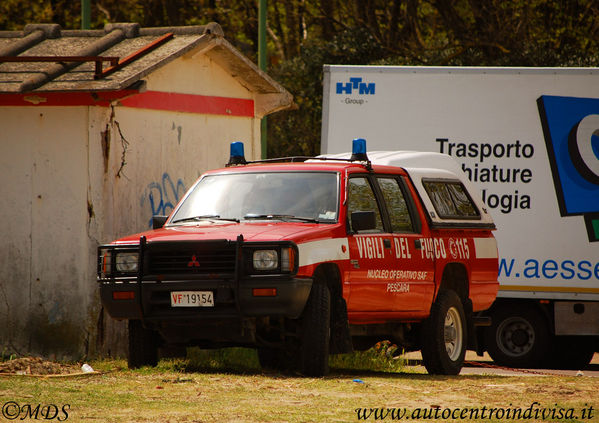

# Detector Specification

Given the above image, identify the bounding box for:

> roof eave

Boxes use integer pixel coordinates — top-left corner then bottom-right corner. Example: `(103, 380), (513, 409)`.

(205, 37), (294, 118)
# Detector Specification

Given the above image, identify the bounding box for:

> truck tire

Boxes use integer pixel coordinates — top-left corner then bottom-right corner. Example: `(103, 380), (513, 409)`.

(299, 283), (331, 376)
(549, 337), (595, 370)
(420, 289), (467, 375)
(128, 320), (158, 369)
(484, 305), (549, 368)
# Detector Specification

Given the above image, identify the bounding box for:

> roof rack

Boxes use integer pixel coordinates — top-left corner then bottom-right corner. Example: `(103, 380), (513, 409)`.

(224, 139), (372, 170)
(226, 155), (372, 169)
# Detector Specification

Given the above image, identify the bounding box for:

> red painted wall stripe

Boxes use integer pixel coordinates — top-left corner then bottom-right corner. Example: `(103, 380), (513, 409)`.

(0, 90), (255, 117)
(0, 90), (138, 107)
(120, 91), (255, 117)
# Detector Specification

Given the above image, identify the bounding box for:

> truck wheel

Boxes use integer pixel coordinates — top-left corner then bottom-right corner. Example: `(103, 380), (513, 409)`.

(420, 289), (467, 375)
(485, 306), (549, 368)
(549, 337), (595, 370)
(299, 283), (331, 376)
(128, 320), (158, 369)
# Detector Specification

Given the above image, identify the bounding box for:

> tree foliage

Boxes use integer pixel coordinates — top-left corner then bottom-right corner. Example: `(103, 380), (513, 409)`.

(2, 1), (599, 156)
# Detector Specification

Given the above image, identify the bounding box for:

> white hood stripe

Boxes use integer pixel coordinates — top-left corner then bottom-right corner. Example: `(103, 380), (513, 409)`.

(298, 238), (350, 267)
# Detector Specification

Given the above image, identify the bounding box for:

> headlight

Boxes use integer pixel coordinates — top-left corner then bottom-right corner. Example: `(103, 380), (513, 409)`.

(115, 252), (139, 273)
(253, 250), (278, 270)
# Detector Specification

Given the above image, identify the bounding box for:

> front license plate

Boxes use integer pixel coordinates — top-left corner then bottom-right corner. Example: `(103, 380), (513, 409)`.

(170, 291), (214, 307)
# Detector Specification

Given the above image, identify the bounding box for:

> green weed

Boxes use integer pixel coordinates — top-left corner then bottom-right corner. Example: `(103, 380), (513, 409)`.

(330, 340), (405, 373)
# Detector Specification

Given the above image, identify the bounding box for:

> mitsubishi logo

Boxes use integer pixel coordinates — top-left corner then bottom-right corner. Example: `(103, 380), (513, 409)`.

(187, 255), (200, 267)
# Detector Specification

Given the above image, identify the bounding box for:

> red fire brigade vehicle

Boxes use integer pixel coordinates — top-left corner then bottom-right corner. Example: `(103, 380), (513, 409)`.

(98, 139), (498, 376)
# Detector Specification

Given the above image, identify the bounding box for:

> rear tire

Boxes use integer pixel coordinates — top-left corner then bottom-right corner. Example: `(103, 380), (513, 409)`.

(299, 283), (331, 376)
(420, 290), (467, 375)
(128, 320), (158, 369)
(484, 305), (549, 368)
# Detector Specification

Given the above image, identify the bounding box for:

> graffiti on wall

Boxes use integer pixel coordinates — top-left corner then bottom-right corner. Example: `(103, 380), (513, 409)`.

(141, 173), (187, 227)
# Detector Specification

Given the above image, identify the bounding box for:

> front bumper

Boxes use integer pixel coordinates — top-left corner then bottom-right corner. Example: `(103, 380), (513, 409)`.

(100, 276), (312, 322)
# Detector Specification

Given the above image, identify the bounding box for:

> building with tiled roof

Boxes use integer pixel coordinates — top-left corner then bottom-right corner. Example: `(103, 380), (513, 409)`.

(0, 22), (293, 358)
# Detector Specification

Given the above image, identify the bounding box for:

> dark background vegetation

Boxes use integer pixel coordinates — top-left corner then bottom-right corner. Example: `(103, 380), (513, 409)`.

(2, 0), (599, 156)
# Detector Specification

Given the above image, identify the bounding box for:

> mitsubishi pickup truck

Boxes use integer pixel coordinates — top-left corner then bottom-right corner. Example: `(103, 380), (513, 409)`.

(98, 139), (499, 376)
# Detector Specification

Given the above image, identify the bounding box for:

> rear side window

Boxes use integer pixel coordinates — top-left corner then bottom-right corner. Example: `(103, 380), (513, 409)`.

(422, 180), (480, 219)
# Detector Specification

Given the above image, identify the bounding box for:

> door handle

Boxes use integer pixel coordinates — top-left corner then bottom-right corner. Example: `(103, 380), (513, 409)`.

(383, 239), (391, 249)
(414, 239), (422, 249)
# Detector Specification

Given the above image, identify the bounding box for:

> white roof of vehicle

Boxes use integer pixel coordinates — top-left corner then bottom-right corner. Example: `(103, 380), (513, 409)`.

(316, 150), (495, 228)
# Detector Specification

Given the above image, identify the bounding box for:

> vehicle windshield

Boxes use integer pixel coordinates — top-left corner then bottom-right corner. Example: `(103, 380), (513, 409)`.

(170, 171), (339, 224)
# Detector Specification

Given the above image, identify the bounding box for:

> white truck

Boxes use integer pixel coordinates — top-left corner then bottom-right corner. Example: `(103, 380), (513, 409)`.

(321, 65), (599, 369)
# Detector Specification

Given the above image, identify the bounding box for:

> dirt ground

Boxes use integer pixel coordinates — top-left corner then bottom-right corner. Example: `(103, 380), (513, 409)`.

(2, 350), (599, 377)
(404, 351), (599, 377)
(0, 357), (82, 375)
(2, 356), (597, 423)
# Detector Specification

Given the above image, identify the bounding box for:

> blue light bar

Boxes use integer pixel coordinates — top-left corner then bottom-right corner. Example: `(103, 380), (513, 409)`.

(350, 138), (368, 161)
(227, 141), (247, 166)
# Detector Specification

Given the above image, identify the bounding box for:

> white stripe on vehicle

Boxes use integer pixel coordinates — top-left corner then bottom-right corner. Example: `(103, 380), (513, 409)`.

(474, 237), (498, 259)
(298, 238), (350, 267)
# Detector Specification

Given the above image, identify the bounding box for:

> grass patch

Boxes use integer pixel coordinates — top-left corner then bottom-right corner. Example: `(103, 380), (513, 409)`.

(2, 348), (597, 422)
(161, 341), (405, 375)
(2, 358), (598, 423)
(184, 347), (261, 373)
(330, 340), (405, 373)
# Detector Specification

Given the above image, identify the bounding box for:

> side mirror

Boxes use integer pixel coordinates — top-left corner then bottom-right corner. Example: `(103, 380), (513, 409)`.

(152, 215), (168, 229)
(351, 211), (376, 232)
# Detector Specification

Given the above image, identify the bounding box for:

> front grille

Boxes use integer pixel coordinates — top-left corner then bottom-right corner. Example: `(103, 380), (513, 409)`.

(145, 240), (236, 275)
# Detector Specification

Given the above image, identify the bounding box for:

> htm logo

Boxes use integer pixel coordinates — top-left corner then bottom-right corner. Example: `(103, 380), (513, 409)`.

(336, 77), (376, 95)
(538, 95), (599, 242)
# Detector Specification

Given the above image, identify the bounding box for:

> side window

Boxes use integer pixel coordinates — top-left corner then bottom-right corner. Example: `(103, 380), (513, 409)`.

(348, 177), (384, 232)
(377, 177), (414, 232)
(423, 180), (480, 219)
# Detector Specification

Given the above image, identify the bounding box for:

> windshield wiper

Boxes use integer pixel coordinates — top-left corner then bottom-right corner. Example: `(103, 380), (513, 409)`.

(243, 214), (321, 223)
(171, 215), (240, 224)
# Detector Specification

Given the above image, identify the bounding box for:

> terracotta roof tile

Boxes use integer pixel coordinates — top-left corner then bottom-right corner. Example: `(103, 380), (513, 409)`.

(0, 22), (294, 117)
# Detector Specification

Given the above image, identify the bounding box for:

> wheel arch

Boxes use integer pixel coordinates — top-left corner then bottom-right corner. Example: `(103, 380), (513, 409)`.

(488, 298), (553, 327)
(438, 262), (469, 302)
(312, 262), (342, 293)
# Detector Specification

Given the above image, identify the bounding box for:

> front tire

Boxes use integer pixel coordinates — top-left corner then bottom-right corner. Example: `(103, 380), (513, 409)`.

(128, 320), (158, 369)
(420, 290), (467, 375)
(299, 283), (331, 376)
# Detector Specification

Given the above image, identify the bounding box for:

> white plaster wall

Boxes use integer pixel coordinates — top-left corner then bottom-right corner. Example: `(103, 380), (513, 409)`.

(112, 51), (261, 234)
(0, 51), (265, 359)
(0, 103), (259, 359)
(142, 51), (262, 165)
(0, 107), (93, 359)
(147, 51), (250, 98)
(107, 107), (255, 235)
